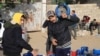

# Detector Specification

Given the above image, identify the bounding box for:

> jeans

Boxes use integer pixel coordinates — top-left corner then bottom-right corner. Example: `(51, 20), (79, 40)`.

(69, 26), (77, 39)
(71, 28), (77, 39)
(55, 47), (71, 56)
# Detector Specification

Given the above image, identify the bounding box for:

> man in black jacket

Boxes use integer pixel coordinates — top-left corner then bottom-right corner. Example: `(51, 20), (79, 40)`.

(2, 13), (36, 56)
(43, 20), (56, 55)
(89, 19), (98, 35)
(45, 10), (79, 56)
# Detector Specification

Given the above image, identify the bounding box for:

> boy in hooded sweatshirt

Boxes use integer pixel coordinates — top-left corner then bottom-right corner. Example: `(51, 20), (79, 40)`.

(2, 13), (36, 56)
(45, 10), (79, 56)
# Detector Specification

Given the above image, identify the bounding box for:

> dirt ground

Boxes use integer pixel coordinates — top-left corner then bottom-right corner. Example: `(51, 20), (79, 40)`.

(22, 31), (100, 55)
(0, 31), (100, 56)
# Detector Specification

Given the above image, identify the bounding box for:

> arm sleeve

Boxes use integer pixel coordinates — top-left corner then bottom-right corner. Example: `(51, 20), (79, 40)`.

(15, 27), (33, 52)
(64, 16), (80, 26)
(46, 37), (52, 53)
(48, 28), (54, 41)
(42, 20), (49, 28)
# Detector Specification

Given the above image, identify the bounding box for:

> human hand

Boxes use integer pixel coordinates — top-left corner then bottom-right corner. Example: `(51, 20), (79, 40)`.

(51, 38), (57, 46)
(47, 51), (53, 56)
(31, 49), (38, 56)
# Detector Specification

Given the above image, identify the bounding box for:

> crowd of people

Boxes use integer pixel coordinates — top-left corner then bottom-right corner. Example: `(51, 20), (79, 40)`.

(68, 10), (100, 38)
(0, 2), (100, 56)
(42, 3), (100, 56)
(79, 16), (100, 35)
(65, 9), (100, 39)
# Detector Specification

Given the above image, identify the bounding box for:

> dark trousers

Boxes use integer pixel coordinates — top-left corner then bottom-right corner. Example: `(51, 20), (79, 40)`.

(98, 25), (100, 34)
(46, 37), (56, 54)
(52, 45), (56, 54)
(90, 26), (96, 35)
(55, 47), (71, 56)
(4, 54), (21, 56)
(4, 55), (20, 56)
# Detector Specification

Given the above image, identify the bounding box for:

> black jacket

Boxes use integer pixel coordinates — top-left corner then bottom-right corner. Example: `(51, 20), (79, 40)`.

(89, 21), (98, 30)
(43, 20), (53, 53)
(48, 16), (79, 46)
(2, 22), (33, 55)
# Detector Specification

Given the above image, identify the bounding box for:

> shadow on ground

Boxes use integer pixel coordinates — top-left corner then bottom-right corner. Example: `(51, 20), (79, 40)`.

(27, 30), (41, 33)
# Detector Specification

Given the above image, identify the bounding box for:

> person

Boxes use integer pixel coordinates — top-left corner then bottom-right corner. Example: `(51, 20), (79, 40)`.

(71, 10), (77, 17)
(43, 20), (56, 55)
(69, 10), (78, 39)
(45, 10), (79, 56)
(97, 22), (100, 34)
(25, 11), (34, 31)
(79, 16), (90, 30)
(2, 13), (36, 56)
(89, 19), (98, 35)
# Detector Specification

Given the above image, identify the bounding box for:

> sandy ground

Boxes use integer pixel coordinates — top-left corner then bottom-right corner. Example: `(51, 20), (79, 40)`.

(0, 31), (100, 56)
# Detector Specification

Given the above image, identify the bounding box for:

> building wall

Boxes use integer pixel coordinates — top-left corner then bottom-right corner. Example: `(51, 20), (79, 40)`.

(47, 4), (100, 22)
(46, 0), (100, 4)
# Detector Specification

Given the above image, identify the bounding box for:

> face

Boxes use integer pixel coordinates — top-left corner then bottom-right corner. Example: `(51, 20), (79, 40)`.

(61, 12), (68, 18)
(49, 15), (57, 23)
(20, 17), (25, 25)
(71, 12), (74, 15)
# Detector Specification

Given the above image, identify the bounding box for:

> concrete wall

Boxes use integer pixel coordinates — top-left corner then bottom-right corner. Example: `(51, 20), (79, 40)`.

(88, 0), (100, 3)
(47, 4), (100, 22)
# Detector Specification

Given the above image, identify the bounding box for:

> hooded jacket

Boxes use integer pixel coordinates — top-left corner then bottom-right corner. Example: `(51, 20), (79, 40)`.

(2, 13), (33, 55)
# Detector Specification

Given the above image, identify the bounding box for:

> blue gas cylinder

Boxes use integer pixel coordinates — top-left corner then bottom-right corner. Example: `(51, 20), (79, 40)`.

(81, 46), (88, 52)
(55, 3), (70, 18)
(77, 49), (82, 56)
(93, 49), (100, 55)
(23, 52), (33, 56)
(81, 46), (88, 56)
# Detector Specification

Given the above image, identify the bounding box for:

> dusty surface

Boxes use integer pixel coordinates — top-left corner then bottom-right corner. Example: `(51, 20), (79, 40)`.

(0, 31), (100, 56)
